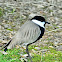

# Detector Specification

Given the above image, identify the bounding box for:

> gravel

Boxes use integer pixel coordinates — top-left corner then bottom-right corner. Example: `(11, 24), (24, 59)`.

(0, 0), (62, 51)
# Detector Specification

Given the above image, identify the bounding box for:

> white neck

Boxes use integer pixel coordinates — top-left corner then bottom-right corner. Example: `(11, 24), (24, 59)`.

(32, 19), (45, 28)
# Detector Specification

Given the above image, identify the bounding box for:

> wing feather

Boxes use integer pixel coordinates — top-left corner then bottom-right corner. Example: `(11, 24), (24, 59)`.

(7, 21), (40, 49)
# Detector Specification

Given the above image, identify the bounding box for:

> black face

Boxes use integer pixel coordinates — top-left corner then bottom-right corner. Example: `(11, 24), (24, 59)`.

(31, 16), (50, 24)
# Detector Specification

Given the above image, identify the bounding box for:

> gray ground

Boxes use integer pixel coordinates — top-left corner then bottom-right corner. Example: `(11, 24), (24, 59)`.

(0, 0), (62, 50)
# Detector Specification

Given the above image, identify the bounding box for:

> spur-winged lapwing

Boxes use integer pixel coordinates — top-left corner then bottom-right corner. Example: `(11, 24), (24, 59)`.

(3, 16), (50, 62)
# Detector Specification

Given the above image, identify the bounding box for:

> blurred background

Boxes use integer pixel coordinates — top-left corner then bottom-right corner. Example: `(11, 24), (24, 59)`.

(0, 0), (62, 62)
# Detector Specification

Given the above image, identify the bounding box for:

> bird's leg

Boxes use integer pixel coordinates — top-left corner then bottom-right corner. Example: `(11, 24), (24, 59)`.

(26, 43), (32, 62)
(26, 40), (38, 62)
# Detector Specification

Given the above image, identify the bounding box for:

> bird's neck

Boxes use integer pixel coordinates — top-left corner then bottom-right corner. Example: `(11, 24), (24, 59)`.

(32, 19), (45, 28)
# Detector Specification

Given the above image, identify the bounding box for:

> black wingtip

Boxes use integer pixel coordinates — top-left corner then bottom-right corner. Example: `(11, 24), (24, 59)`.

(4, 48), (7, 52)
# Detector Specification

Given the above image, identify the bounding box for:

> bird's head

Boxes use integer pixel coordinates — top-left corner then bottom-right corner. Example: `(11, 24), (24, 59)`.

(31, 16), (50, 28)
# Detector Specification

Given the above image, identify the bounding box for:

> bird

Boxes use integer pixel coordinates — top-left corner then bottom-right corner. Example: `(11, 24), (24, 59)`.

(2, 16), (50, 62)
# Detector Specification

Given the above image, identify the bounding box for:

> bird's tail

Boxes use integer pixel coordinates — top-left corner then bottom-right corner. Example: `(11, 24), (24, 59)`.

(1, 39), (12, 52)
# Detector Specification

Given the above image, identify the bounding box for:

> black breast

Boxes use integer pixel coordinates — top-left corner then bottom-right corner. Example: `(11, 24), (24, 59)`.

(37, 27), (45, 41)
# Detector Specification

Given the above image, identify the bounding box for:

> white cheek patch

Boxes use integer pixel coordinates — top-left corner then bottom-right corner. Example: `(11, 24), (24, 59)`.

(32, 19), (45, 28)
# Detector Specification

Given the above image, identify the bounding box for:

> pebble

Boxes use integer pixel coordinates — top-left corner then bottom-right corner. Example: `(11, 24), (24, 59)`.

(49, 46), (54, 48)
(22, 46), (26, 49)
(19, 58), (27, 62)
(4, 24), (9, 29)
(29, 13), (36, 19)
(0, 43), (3, 47)
(57, 45), (62, 51)
(35, 47), (41, 50)
(32, 49), (36, 53)
(0, 51), (8, 55)
(58, 43), (62, 45)
(53, 42), (58, 46)
(2, 40), (8, 44)
(16, 45), (20, 48)
(41, 49), (49, 52)
(0, 0), (62, 51)
(21, 54), (28, 58)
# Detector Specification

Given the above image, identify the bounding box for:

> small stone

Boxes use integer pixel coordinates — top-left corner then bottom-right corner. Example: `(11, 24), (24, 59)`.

(49, 46), (54, 48)
(43, 35), (48, 38)
(57, 45), (62, 51)
(0, 33), (2, 36)
(0, 51), (8, 55)
(22, 46), (26, 49)
(0, 39), (3, 42)
(32, 49), (36, 53)
(16, 45), (20, 48)
(37, 5), (44, 8)
(4, 24), (9, 29)
(58, 43), (62, 45)
(0, 43), (3, 47)
(58, 10), (62, 14)
(35, 47), (41, 50)
(29, 13), (36, 19)
(19, 58), (27, 62)
(54, 42), (58, 46)
(21, 15), (26, 19)
(21, 54), (28, 58)
(41, 49), (49, 52)
(2, 40), (8, 44)
(54, 17), (59, 21)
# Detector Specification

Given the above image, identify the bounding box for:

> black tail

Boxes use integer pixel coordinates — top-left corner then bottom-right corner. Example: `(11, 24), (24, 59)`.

(4, 48), (7, 52)
(1, 39), (12, 52)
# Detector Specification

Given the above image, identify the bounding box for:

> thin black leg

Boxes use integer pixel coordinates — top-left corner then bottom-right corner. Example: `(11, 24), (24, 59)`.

(26, 39), (39, 62)
(26, 43), (33, 62)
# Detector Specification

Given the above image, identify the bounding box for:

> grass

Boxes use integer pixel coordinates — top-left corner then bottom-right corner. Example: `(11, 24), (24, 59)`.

(0, 45), (62, 62)
(42, 49), (62, 62)
(0, 48), (21, 62)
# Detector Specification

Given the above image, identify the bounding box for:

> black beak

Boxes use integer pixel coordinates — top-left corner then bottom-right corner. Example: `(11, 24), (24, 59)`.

(45, 21), (50, 24)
